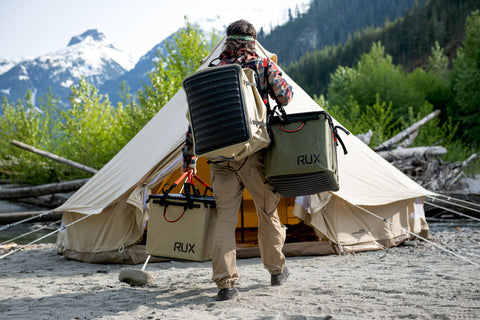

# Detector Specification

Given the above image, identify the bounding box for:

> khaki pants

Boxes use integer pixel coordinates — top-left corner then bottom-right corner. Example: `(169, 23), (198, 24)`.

(209, 151), (286, 289)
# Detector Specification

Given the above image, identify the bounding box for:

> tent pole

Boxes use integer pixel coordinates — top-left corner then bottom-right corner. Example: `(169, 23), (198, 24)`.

(241, 197), (245, 243)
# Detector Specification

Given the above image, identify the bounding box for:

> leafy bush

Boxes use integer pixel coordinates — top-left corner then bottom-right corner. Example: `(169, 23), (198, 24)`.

(323, 39), (476, 166)
(320, 95), (400, 148)
(56, 78), (124, 171)
(327, 42), (429, 122)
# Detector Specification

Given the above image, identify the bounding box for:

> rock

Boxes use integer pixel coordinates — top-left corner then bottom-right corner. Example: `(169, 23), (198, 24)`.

(118, 268), (153, 286)
(403, 240), (418, 247)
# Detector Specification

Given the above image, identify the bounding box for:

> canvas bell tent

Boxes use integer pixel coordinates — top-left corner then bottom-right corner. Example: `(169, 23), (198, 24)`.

(54, 38), (435, 264)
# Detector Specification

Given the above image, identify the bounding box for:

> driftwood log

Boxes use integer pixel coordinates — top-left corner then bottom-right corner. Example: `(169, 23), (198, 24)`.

(11, 140), (98, 174)
(392, 154), (476, 191)
(397, 130), (419, 149)
(377, 146), (447, 162)
(16, 194), (69, 209)
(0, 178), (89, 200)
(374, 110), (441, 151)
(356, 129), (373, 145)
(0, 140), (98, 208)
(356, 109), (477, 192)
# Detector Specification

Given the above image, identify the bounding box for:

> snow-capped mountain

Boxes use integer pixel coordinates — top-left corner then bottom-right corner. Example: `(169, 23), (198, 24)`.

(99, 33), (172, 101)
(0, 24), (223, 107)
(0, 29), (134, 104)
(0, 57), (29, 75)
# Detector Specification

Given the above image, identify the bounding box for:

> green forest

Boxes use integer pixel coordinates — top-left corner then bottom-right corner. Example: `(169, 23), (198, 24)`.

(286, 0), (480, 151)
(258, 0), (425, 65)
(1, 0), (479, 186)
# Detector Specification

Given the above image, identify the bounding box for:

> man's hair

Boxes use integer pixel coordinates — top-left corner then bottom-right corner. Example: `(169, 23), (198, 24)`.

(224, 20), (256, 54)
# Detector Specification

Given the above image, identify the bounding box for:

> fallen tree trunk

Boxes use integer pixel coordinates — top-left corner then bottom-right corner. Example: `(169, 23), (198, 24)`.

(377, 146), (447, 162)
(397, 130), (419, 148)
(446, 153), (477, 190)
(0, 211), (62, 224)
(462, 153), (477, 167)
(390, 152), (477, 192)
(11, 140), (98, 174)
(16, 194), (69, 209)
(0, 178), (89, 200)
(356, 129), (373, 145)
(375, 110), (440, 151)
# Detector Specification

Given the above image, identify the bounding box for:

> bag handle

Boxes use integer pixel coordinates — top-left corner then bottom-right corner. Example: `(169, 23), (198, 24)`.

(157, 171), (213, 212)
(163, 206), (186, 223)
(162, 171), (188, 195)
(269, 106), (351, 155)
(281, 122), (305, 133)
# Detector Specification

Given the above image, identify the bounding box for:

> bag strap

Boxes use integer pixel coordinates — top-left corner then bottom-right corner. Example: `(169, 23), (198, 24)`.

(158, 171), (213, 208)
(208, 57), (221, 67)
(210, 56), (277, 114)
(322, 112), (350, 155)
(262, 58), (286, 117)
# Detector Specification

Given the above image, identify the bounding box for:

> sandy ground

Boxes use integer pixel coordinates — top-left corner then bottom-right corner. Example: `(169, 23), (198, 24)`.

(0, 222), (479, 320)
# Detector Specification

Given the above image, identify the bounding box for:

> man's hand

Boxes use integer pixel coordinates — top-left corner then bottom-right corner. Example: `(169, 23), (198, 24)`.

(182, 165), (197, 176)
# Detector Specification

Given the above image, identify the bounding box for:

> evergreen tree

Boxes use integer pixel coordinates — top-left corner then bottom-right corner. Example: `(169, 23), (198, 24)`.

(451, 10), (480, 147)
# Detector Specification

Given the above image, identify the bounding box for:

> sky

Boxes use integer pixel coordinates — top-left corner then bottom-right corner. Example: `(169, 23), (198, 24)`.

(0, 0), (309, 61)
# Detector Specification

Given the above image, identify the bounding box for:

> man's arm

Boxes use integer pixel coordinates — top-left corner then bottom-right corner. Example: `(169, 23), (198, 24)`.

(266, 60), (293, 106)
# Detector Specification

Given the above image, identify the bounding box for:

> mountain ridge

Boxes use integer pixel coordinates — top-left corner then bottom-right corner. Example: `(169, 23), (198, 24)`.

(0, 29), (134, 104)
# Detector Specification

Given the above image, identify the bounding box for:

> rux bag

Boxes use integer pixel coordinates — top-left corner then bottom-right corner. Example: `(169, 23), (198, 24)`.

(264, 110), (349, 197)
(182, 64), (270, 161)
(146, 193), (216, 261)
(146, 173), (216, 262)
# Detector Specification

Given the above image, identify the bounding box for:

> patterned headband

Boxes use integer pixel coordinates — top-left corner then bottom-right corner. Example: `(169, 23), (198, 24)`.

(226, 35), (255, 42)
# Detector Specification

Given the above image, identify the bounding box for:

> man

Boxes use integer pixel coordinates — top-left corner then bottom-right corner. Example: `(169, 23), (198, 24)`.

(182, 19), (293, 301)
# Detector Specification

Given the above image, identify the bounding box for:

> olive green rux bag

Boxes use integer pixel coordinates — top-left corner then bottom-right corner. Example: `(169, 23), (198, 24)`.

(264, 110), (349, 197)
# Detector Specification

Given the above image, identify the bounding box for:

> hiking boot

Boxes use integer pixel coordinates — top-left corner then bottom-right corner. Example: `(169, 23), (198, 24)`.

(271, 266), (289, 286)
(216, 287), (239, 301)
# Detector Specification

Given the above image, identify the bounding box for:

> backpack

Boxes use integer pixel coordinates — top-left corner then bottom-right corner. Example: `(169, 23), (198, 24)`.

(182, 63), (270, 161)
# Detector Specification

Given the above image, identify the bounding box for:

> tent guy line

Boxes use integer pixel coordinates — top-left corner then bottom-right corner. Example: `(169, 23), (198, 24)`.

(425, 200), (480, 222)
(0, 213), (91, 260)
(349, 200), (480, 268)
(428, 195), (480, 209)
(0, 220), (61, 246)
(0, 210), (53, 231)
